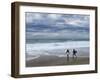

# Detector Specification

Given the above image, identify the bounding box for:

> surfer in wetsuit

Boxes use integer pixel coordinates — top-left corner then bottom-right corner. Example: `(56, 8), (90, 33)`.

(66, 49), (70, 61)
(72, 49), (77, 59)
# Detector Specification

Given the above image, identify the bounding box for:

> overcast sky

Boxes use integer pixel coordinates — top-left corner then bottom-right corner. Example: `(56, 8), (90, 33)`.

(25, 12), (90, 40)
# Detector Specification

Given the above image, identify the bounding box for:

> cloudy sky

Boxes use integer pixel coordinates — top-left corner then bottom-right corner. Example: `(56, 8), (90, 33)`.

(25, 12), (90, 40)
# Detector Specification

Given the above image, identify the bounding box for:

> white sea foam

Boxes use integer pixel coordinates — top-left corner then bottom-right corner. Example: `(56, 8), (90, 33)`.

(26, 41), (89, 58)
(26, 55), (40, 61)
(26, 41), (89, 52)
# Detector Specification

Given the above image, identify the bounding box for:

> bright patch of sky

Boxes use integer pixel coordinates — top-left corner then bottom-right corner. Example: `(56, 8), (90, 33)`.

(25, 12), (90, 40)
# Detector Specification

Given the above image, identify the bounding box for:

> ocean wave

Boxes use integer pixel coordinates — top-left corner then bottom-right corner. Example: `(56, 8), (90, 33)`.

(26, 55), (40, 61)
(26, 41), (89, 52)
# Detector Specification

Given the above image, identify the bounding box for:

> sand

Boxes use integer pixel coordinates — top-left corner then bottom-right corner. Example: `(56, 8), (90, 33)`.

(26, 55), (89, 67)
(26, 47), (89, 67)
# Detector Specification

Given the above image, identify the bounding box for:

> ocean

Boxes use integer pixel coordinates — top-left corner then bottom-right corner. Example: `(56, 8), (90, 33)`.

(26, 40), (89, 61)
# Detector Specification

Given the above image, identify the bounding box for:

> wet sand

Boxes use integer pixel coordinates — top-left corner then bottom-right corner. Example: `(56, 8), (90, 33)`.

(26, 55), (89, 67)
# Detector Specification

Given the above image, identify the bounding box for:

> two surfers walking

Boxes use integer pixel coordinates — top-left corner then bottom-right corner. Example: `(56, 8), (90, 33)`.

(66, 49), (77, 61)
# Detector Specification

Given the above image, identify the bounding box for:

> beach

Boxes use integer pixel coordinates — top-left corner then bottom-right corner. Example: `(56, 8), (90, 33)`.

(26, 46), (89, 67)
(25, 12), (90, 67)
(26, 55), (89, 67)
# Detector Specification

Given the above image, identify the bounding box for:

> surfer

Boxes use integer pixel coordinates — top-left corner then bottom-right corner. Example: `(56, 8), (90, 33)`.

(66, 49), (70, 61)
(72, 49), (77, 59)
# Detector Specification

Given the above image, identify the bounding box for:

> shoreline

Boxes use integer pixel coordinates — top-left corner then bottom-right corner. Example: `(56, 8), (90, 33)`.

(26, 55), (89, 67)
(26, 46), (89, 67)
